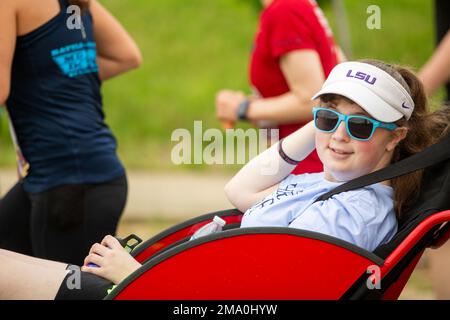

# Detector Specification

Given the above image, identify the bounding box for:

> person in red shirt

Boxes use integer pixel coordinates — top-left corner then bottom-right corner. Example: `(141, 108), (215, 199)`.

(216, 0), (344, 174)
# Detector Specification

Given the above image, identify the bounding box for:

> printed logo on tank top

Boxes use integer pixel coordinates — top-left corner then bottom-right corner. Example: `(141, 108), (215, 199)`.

(51, 42), (99, 78)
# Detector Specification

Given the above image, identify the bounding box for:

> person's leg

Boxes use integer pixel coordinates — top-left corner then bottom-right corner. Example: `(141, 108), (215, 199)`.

(29, 184), (87, 265)
(0, 182), (33, 254)
(56, 265), (115, 300)
(0, 249), (68, 300)
(29, 175), (128, 266)
(84, 175), (128, 248)
(429, 241), (450, 299)
(0, 247), (68, 269)
(0, 249), (113, 300)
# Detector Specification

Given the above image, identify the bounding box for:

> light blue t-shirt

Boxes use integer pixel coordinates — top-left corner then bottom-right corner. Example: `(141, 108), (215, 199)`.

(240, 172), (398, 252)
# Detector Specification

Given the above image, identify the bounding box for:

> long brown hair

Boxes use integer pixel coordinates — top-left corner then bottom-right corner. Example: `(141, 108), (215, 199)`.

(68, 0), (90, 12)
(360, 59), (450, 218)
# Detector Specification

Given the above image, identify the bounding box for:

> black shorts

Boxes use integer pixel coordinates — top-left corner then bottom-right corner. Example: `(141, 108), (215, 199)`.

(55, 265), (115, 300)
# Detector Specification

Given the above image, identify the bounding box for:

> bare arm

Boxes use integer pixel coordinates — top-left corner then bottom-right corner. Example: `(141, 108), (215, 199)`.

(0, 0), (17, 105)
(216, 50), (324, 125)
(247, 50), (325, 124)
(418, 30), (450, 97)
(225, 121), (316, 212)
(90, 0), (142, 81)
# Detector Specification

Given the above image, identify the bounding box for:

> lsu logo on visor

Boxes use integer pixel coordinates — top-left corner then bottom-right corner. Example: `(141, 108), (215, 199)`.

(346, 69), (377, 85)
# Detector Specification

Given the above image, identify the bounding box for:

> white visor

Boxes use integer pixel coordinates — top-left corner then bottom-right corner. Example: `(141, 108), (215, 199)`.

(311, 62), (414, 122)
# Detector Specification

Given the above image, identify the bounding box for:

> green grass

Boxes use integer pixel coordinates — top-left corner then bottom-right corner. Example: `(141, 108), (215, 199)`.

(101, 0), (260, 171)
(0, 0), (444, 169)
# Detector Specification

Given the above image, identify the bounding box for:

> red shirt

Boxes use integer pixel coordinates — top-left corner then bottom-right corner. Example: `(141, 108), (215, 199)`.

(249, 0), (338, 174)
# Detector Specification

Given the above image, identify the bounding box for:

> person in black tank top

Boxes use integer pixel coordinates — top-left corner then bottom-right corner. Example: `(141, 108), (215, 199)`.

(0, 0), (142, 265)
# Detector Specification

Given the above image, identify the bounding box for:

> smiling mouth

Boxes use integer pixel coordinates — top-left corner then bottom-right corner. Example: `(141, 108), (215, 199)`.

(329, 147), (353, 155)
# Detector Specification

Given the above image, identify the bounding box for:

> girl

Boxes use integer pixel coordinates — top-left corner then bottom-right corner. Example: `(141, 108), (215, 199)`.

(0, 0), (141, 265)
(1, 60), (449, 300)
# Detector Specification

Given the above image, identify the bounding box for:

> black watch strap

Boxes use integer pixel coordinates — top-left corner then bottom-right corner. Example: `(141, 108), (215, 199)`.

(237, 99), (251, 120)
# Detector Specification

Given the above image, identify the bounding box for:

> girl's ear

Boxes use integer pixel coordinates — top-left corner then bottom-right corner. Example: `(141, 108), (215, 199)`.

(386, 127), (408, 152)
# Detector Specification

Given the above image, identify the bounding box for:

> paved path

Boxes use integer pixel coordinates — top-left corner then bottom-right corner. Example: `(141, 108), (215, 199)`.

(0, 169), (234, 220)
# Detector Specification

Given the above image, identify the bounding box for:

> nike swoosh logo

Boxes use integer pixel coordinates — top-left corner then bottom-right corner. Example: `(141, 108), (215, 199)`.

(401, 102), (411, 109)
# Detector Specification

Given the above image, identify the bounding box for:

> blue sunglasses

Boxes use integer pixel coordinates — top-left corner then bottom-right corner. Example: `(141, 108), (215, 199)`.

(312, 107), (397, 141)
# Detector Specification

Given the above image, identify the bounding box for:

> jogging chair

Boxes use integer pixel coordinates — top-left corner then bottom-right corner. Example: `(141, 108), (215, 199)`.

(105, 132), (450, 300)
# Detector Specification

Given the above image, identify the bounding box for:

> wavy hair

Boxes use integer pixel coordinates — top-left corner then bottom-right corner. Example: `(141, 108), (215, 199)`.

(361, 59), (450, 218)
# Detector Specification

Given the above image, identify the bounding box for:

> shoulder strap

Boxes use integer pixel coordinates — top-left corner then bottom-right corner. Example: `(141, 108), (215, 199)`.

(314, 133), (450, 203)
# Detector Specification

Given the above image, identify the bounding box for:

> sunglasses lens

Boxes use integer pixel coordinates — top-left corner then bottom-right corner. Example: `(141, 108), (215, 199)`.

(315, 109), (339, 132)
(348, 117), (374, 140)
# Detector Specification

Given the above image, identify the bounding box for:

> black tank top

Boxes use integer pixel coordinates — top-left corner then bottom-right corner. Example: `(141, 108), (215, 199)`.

(6, 0), (125, 193)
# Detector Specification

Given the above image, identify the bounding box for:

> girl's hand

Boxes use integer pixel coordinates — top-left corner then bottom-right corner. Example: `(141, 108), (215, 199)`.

(81, 235), (142, 285)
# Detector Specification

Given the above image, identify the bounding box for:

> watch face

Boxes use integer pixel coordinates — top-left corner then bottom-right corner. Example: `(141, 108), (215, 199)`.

(238, 100), (250, 120)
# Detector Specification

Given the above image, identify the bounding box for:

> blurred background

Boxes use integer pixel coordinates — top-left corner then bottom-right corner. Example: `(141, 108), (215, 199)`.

(0, 0), (448, 299)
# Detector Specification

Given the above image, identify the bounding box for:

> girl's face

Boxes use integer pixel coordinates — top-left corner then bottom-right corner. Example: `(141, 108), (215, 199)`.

(315, 97), (407, 182)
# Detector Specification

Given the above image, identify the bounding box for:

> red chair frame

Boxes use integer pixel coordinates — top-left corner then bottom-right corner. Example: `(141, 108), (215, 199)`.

(104, 209), (450, 300)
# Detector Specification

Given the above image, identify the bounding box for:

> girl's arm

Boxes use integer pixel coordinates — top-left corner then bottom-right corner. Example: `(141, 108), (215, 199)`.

(225, 121), (316, 212)
(90, 0), (142, 81)
(0, 0), (17, 105)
